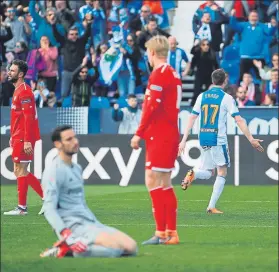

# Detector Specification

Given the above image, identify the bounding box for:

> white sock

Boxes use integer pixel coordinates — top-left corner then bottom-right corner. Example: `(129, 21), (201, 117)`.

(18, 205), (26, 209)
(194, 169), (212, 180)
(207, 176), (226, 209)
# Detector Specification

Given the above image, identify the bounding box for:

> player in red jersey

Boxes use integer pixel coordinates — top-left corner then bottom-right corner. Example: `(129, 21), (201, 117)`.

(131, 36), (182, 245)
(3, 60), (43, 216)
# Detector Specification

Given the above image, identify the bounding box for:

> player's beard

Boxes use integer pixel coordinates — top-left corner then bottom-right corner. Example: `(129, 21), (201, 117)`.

(8, 75), (19, 84)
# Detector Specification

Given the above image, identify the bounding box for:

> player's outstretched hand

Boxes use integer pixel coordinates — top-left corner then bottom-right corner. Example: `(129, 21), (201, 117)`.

(131, 135), (141, 150)
(178, 141), (186, 157)
(24, 142), (33, 155)
(250, 138), (264, 152)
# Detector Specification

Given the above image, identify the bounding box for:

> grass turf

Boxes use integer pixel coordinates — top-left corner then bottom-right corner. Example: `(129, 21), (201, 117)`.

(1, 185), (278, 272)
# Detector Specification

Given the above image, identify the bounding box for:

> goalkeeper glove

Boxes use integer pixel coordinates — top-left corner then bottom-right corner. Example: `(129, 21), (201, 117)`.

(60, 228), (87, 253)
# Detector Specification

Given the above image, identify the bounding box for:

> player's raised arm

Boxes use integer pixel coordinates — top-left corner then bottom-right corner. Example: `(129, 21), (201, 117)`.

(178, 94), (202, 155)
(41, 168), (66, 236)
(226, 95), (264, 152)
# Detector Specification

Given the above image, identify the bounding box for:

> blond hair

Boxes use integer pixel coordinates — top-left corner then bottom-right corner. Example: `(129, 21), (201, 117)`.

(145, 36), (169, 58)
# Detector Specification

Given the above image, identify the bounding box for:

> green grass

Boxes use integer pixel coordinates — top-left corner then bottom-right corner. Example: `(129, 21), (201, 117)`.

(1, 185), (278, 272)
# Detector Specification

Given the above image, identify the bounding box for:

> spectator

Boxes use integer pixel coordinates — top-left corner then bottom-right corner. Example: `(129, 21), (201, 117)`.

(235, 86), (256, 107)
(190, 39), (219, 106)
(75, 12), (93, 36)
(223, 0), (256, 47)
(32, 79), (50, 108)
(143, 1), (163, 15)
(95, 42), (110, 97)
(107, 0), (128, 33)
(240, 73), (260, 103)
(68, 1), (86, 18)
(167, 36), (190, 79)
(224, 84), (236, 98)
(137, 16), (170, 52)
(268, 16), (278, 56)
(91, 1), (106, 50)
(0, 66), (14, 106)
(193, 1), (227, 24)
(55, 0), (76, 32)
(47, 91), (57, 108)
(262, 93), (277, 106)
(124, 33), (143, 92)
(13, 41), (28, 61)
(264, 68), (278, 103)
(0, 15), (13, 64)
(52, 23), (92, 100)
(38, 36), (58, 93)
(79, 0), (94, 21)
(126, 0), (144, 21)
(254, 53), (279, 80)
(71, 56), (99, 107)
(4, 5), (31, 61)
(116, 33), (140, 97)
(29, 1), (66, 48)
(262, 94), (278, 107)
(112, 94), (142, 134)
(23, 10), (38, 49)
(129, 5), (151, 36)
(229, 9), (277, 82)
(194, 10), (229, 62)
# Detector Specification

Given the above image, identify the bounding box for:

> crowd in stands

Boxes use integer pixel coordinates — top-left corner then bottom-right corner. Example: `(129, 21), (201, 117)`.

(0, 0), (278, 110)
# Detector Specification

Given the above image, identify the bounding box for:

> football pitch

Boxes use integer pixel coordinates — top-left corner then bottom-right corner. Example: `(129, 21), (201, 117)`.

(1, 185), (278, 272)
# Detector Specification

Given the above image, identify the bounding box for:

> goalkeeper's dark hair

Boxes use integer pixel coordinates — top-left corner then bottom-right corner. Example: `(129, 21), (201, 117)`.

(51, 125), (73, 142)
(11, 59), (28, 78)
(211, 69), (226, 86)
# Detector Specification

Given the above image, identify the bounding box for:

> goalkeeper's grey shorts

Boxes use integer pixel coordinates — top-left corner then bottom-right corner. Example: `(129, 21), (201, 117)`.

(70, 219), (117, 245)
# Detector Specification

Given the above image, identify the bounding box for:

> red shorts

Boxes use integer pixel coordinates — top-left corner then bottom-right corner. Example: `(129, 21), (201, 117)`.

(11, 139), (35, 163)
(145, 136), (178, 172)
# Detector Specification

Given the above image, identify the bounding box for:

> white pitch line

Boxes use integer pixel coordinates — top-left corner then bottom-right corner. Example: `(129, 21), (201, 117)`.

(0, 222), (277, 228)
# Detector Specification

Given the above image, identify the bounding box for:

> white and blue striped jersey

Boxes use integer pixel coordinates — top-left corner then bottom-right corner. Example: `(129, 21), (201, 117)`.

(192, 86), (240, 146)
(167, 48), (188, 79)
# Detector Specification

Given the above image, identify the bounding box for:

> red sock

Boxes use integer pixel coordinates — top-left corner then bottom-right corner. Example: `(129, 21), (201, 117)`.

(27, 173), (43, 198)
(149, 187), (166, 234)
(17, 176), (28, 207)
(163, 187), (177, 232)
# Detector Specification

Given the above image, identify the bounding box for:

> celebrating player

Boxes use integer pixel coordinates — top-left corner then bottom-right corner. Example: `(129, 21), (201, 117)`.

(40, 125), (137, 258)
(4, 60), (43, 216)
(179, 69), (264, 214)
(131, 36), (182, 245)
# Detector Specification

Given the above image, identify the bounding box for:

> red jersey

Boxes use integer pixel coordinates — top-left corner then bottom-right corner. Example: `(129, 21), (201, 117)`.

(10, 82), (40, 143)
(136, 63), (182, 141)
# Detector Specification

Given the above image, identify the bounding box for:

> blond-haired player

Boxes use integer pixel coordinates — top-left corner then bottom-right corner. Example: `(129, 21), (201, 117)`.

(131, 36), (182, 245)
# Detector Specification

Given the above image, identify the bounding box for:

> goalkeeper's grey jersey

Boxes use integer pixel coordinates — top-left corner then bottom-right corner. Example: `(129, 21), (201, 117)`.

(41, 156), (98, 236)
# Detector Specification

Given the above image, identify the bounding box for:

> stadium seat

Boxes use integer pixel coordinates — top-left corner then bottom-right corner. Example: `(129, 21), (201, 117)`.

(221, 60), (240, 85)
(62, 96), (72, 107)
(117, 97), (128, 108)
(222, 45), (240, 61)
(90, 97), (110, 109)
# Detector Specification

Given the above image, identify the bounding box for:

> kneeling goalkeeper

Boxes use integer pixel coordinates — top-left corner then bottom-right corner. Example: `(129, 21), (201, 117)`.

(40, 125), (137, 258)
